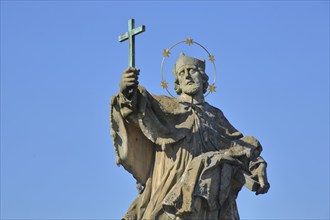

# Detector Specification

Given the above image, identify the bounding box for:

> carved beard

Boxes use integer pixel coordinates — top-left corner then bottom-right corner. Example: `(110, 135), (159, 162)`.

(180, 82), (203, 95)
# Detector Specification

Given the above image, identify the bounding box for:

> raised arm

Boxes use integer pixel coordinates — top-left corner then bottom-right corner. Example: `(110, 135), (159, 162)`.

(112, 67), (141, 120)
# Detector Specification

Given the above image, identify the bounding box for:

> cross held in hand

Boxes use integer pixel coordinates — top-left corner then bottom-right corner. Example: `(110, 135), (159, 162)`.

(118, 19), (146, 67)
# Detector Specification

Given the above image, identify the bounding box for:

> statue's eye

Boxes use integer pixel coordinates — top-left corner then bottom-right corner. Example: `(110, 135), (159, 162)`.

(190, 69), (197, 74)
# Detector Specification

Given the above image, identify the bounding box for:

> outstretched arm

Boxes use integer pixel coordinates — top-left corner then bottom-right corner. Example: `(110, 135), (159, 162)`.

(110, 67), (155, 186)
(113, 67), (141, 120)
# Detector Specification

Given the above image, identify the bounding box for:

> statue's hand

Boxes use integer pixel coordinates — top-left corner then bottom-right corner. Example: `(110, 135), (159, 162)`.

(119, 67), (140, 97)
(253, 163), (270, 195)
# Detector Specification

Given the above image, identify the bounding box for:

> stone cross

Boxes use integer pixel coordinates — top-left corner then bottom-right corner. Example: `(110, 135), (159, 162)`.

(118, 19), (145, 67)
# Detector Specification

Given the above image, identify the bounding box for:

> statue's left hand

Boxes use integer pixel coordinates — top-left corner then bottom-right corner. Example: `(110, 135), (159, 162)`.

(253, 163), (270, 195)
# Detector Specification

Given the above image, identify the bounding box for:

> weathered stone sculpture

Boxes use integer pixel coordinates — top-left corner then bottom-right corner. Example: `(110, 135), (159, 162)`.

(110, 53), (270, 219)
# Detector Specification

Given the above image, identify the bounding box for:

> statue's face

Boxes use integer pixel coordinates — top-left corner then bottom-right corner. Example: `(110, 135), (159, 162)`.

(177, 67), (203, 96)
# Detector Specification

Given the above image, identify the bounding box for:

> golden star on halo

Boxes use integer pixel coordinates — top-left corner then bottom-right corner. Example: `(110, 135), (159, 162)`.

(163, 49), (170, 57)
(209, 84), (216, 93)
(209, 54), (215, 63)
(161, 80), (168, 89)
(186, 37), (193, 45)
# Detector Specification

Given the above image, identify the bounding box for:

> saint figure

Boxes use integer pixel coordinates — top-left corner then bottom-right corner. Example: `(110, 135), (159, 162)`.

(110, 53), (270, 220)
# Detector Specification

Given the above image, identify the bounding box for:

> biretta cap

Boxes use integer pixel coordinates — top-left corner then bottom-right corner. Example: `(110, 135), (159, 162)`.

(174, 53), (205, 74)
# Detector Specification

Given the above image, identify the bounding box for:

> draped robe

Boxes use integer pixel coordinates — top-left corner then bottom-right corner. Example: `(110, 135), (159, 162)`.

(110, 86), (266, 220)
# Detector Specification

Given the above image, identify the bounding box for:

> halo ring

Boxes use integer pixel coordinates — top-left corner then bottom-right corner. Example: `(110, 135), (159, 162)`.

(160, 38), (217, 97)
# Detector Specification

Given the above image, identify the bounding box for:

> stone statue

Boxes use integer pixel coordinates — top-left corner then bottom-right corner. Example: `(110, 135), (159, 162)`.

(110, 53), (270, 219)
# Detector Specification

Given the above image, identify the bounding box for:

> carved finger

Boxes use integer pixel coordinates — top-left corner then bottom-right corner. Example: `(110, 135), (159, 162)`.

(126, 72), (139, 79)
(125, 78), (138, 83)
(126, 82), (137, 87)
(124, 67), (134, 73)
(124, 72), (136, 78)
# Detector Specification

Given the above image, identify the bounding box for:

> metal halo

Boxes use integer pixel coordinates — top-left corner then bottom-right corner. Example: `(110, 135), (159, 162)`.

(160, 38), (217, 98)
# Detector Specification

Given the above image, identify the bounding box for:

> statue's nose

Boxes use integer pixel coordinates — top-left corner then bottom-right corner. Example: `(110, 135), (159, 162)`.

(184, 68), (190, 78)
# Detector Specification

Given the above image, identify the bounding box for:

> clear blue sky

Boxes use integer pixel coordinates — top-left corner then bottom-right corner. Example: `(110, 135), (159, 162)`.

(1, 1), (329, 219)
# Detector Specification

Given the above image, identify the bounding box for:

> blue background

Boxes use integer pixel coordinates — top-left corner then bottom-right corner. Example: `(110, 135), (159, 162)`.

(1, 1), (329, 219)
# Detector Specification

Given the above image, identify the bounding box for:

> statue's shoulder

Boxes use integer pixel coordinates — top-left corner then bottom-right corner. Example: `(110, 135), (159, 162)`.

(151, 94), (183, 113)
(204, 102), (225, 117)
(136, 86), (174, 103)
(152, 94), (177, 102)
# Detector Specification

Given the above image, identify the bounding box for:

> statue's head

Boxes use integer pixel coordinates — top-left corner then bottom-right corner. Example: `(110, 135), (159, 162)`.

(173, 53), (209, 95)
